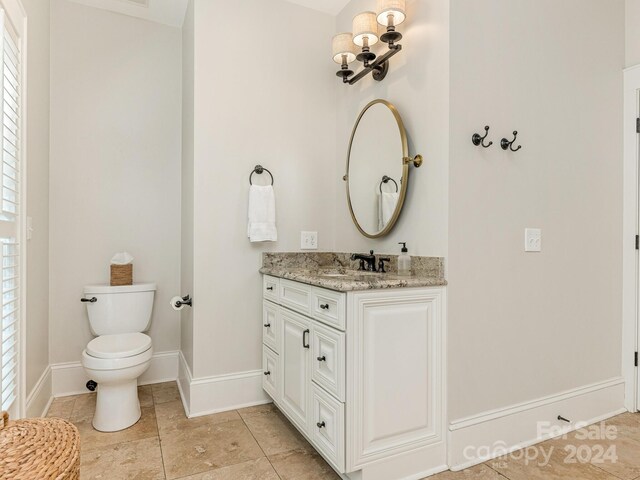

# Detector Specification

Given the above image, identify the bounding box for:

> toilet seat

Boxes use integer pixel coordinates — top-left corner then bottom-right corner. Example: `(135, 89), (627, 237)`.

(87, 333), (152, 359)
(82, 333), (153, 371)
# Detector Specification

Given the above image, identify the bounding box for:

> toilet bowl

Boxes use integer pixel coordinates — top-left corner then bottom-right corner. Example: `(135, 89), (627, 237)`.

(81, 333), (153, 432)
(80, 283), (157, 432)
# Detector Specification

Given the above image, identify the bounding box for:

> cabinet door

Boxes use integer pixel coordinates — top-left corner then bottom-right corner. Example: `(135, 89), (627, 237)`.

(280, 309), (311, 433)
(347, 288), (444, 471)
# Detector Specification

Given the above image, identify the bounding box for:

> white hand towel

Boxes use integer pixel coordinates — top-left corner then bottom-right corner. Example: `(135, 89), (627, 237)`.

(248, 185), (277, 242)
(378, 192), (399, 230)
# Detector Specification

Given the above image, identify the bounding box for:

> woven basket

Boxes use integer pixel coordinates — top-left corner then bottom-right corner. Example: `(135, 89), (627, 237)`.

(0, 411), (80, 480)
(110, 263), (133, 286)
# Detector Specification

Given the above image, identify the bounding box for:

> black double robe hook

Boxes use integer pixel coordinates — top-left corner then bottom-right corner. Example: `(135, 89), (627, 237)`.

(472, 126), (493, 148)
(501, 131), (522, 152)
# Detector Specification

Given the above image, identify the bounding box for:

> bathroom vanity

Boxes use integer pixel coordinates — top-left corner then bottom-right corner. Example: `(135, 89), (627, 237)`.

(260, 253), (447, 480)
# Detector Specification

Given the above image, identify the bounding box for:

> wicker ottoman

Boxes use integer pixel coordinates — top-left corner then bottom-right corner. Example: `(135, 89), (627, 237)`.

(0, 411), (80, 479)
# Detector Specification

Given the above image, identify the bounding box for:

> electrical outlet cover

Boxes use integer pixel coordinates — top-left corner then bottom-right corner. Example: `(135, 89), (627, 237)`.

(301, 231), (318, 250)
(525, 228), (542, 252)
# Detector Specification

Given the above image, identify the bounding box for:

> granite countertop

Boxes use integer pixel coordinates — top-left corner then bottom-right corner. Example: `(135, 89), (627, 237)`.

(260, 252), (447, 292)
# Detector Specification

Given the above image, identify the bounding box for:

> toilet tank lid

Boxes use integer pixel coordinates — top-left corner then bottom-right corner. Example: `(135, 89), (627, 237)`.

(83, 283), (157, 294)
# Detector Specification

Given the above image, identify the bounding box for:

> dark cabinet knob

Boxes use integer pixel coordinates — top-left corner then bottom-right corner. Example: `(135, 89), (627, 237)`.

(317, 356), (326, 362)
(266, 286), (274, 291)
(320, 304), (329, 310)
(264, 371), (271, 376)
(317, 421), (326, 429)
(263, 323), (271, 328)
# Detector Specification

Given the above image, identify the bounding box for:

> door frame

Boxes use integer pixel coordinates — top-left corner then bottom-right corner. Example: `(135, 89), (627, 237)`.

(622, 64), (640, 412)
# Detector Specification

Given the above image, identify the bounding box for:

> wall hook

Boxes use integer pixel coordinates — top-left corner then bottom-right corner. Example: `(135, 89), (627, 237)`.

(501, 131), (522, 152)
(472, 126), (493, 148)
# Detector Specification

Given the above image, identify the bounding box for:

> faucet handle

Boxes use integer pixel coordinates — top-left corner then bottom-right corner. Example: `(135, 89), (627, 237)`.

(378, 257), (391, 273)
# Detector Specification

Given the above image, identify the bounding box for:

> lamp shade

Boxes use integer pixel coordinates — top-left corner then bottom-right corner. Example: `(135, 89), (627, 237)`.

(332, 33), (356, 64)
(376, 0), (406, 26)
(353, 11), (379, 47)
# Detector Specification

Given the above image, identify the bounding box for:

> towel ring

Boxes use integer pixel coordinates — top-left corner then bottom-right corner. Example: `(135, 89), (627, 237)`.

(379, 175), (398, 194)
(249, 165), (274, 186)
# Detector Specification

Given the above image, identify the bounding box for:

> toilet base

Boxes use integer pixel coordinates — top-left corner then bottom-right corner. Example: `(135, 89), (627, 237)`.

(93, 379), (141, 432)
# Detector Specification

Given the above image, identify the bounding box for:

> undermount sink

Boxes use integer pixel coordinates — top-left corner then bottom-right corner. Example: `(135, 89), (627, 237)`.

(320, 271), (383, 278)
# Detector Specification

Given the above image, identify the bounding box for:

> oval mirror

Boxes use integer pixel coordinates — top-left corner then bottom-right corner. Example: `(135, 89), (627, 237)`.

(345, 99), (421, 238)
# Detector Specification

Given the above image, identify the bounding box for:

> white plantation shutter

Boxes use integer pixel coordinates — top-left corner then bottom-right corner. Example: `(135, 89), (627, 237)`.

(0, 8), (22, 414)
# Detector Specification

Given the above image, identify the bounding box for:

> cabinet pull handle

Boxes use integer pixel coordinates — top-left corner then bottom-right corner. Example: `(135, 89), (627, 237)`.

(266, 286), (274, 291)
(263, 323), (271, 328)
(303, 329), (310, 348)
(317, 421), (326, 429)
(317, 355), (326, 362)
(264, 371), (271, 376)
(320, 304), (329, 310)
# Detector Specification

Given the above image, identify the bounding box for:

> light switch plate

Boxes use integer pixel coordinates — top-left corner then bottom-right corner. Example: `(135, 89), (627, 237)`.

(301, 231), (318, 250)
(525, 228), (541, 252)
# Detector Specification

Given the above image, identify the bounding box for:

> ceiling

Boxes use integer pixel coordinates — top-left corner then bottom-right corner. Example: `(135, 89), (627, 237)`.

(283, 0), (350, 15)
(67, 0), (350, 27)
(66, 0), (189, 27)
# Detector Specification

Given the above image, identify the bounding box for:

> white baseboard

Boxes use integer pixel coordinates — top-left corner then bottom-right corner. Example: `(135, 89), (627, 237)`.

(448, 377), (626, 470)
(177, 351), (270, 418)
(25, 365), (52, 417)
(51, 350), (179, 397)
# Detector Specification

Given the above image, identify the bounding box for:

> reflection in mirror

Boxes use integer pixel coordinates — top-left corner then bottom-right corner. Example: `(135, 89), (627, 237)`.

(346, 99), (419, 238)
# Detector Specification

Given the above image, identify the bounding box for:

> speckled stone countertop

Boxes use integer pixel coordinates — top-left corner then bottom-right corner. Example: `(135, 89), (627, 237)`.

(259, 252), (446, 292)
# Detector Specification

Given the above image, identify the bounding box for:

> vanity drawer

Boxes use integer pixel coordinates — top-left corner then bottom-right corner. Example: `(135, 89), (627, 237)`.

(279, 279), (312, 316)
(311, 322), (345, 402)
(311, 383), (345, 473)
(262, 345), (280, 403)
(263, 276), (280, 302)
(262, 300), (280, 353)
(311, 288), (346, 331)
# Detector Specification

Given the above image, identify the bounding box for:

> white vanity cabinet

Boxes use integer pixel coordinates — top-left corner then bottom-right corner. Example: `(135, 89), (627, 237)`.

(261, 275), (446, 480)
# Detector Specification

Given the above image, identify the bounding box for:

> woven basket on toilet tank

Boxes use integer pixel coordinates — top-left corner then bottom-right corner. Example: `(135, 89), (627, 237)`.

(0, 411), (80, 480)
(110, 263), (133, 286)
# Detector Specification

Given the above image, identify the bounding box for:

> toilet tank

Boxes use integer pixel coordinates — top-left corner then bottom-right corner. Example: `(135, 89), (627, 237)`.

(83, 283), (157, 336)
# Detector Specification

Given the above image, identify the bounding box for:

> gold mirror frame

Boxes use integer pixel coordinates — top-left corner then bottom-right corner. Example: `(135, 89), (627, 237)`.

(344, 99), (422, 239)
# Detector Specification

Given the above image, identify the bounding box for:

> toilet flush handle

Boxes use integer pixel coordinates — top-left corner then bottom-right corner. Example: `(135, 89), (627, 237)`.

(81, 297), (97, 303)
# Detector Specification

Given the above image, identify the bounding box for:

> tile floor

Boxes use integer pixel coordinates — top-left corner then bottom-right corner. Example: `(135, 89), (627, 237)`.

(45, 382), (640, 480)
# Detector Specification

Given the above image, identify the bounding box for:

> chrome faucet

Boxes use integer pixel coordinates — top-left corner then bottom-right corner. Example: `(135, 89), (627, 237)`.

(351, 250), (377, 272)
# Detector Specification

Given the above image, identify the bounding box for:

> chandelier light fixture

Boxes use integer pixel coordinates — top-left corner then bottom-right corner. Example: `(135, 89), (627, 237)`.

(332, 0), (407, 85)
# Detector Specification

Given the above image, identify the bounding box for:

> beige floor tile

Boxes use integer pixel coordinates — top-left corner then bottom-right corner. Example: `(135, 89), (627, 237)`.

(46, 396), (77, 420)
(152, 381), (181, 404)
(238, 403), (309, 456)
(159, 419), (264, 480)
(174, 457), (279, 480)
(268, 447), (340, 480)
(80, 436), (165, 480)
(139, 384), (154, 407)
(156, 399), (239, 436)
(428, 464), (505, 479)
(75, 405), (158, 452)
(489, 440), (620, 480)
(544, 423), (640, 480)
(70, 392), (96, 422)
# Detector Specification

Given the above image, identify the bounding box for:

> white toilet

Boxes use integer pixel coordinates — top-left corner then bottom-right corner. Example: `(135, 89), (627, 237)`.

(81, 283), (156, 432)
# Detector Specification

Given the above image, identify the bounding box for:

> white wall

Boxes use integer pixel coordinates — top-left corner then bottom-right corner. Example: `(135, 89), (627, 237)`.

(23, 0), (50, 396)
(49, 0), (182, 364)
(188, 0), (337, 379)
(448, 0), (624, 420)
(627, 0), (640, 67)
(181, 0), (194, 373)
(334, 0), (450, 258)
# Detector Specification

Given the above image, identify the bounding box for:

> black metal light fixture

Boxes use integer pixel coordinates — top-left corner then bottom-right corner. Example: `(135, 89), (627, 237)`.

(332, 0), (407, 86)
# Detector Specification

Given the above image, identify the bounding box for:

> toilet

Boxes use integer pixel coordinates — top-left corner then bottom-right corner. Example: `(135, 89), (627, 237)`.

(81, 283), (156, 432)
